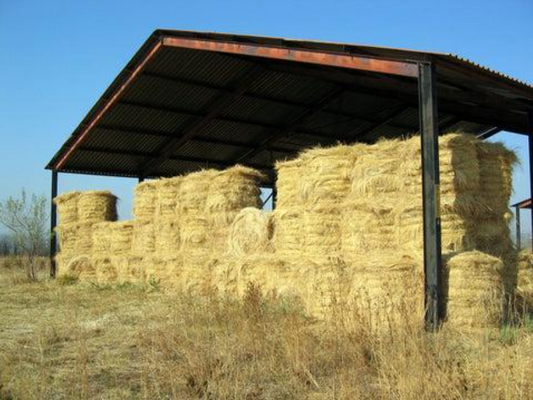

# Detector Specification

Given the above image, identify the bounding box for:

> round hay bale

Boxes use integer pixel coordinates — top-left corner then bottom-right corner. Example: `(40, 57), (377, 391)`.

(228, 208), (272, 256)
(77, 191), (117, 223)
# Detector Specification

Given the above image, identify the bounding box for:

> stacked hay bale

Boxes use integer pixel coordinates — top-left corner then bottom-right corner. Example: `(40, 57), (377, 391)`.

(273, 133), (517, 323)
(445, 251), (505, 329)
(54, 191), (117, 279)
(131, 181), (157, 257)
(132, 166), (264, 287)
(274, 145), (356, 264)
(515, 250), (533, 313)
(92, 220), (135, 283)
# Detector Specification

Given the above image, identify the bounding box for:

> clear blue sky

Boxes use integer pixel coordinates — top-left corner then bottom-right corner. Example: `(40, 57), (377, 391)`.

(0, 0), (532, 238)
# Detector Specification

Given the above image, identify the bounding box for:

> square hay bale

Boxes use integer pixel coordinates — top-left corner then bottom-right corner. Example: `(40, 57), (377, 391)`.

(133, 181), (157, 221)
(154, 219), (181, 257)
(155, 176), (182, 219)
(53, 191), (81, 224)
(109, 221), (134, 255)
(445, 251), (505, 330)
(77, 191), (117, 223)
(131, 221), (156, 256)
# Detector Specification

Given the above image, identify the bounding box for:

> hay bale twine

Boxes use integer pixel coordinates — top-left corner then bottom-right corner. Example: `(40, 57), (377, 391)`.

(228, 208), (272, 256)
(54, 191), (81, 224)
(133, 181), (157, 221)
(445, 251), (505, 330)
(77, 191), (117, 223)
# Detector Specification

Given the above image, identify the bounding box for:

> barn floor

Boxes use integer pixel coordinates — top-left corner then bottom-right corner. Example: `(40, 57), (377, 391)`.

(1, 261), (533, 399)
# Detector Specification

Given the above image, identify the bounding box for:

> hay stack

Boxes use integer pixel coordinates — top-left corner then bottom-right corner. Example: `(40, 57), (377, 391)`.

(131, 221), (156, 256)
(156, 177), (182, 219)
(53, 192), (81, 224)
(274, 146), (354, 263)
(517, 251), (533, 294)
(346, 254), (424, 325)
(178, 169), (218, 214)
(109, 221), (134, 255)
(77, 191), (117, 223)
(228, 208), (272, 256)
(91, 222), (114, 256)
(445, 251), (505, 329)
(133, 181), (157, 221)
(56, 255), (96, 282)
(56, 222), (95, 257)
(155, 219), (181, 257)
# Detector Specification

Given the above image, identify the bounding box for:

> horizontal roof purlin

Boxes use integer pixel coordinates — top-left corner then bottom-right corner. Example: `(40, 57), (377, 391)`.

(513, 198), (532, 209)
(46, 29), (533, 180)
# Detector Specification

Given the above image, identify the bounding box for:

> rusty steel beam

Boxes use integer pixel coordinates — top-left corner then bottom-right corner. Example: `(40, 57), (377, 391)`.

(162, 37), (419, 78)
(235, 88), (344, 163)
(54, 40), (163, 170)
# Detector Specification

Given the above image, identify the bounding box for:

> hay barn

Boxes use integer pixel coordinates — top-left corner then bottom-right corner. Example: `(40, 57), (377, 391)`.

(46, 30), (533, 329)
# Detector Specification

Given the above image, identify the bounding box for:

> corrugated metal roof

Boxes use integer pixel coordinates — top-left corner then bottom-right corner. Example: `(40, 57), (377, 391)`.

(46, 29), (533, 181)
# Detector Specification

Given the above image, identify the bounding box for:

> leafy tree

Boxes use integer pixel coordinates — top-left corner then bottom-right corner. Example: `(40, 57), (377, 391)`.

(0, 190), (48, 280)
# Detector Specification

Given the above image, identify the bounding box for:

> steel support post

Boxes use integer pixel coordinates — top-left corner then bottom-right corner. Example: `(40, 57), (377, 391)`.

(527, 110), (533, 251)
(515, 206), (521, 250)
(418, 62), (442, 330)
(50, 171), (58, 278)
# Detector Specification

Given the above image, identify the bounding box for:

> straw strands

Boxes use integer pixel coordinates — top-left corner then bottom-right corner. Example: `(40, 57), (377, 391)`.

(445, 251), (505, 329)
(53, 133), (520, 331)
(228, 208), (272, 256)
(77, 191), (117, 223)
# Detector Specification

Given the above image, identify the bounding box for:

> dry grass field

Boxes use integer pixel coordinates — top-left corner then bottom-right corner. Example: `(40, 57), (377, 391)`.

(1, 258), (533, 399)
